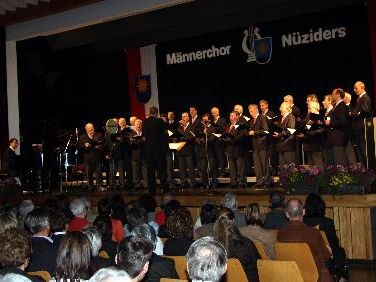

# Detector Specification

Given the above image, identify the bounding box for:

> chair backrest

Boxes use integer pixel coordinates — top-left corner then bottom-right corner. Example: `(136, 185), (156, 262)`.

(314, 225), (330, 247)
(225, 258), (248, 282)
(160, 279), (188, 282)
(28, 270), (51, 282)
(186, 207), (200, 223)
(160, 237), (168, 244)
(275, 242), (319, 282)
(163, 256), (189, 280)
(98, 250), (110, 259)
(257, 259), (304, 282)
(254, 241), (269, 260)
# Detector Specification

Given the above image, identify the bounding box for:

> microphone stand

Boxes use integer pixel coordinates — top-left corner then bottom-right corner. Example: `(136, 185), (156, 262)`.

(61, 133), (73, 193)
(204, 124), (219, 195)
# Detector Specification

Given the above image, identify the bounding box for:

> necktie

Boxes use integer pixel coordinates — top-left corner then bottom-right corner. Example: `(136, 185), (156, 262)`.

(228, 124), (234, 133)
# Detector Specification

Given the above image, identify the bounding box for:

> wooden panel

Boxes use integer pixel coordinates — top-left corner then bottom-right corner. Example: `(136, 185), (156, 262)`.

(350, 208), (373, 259)
(325, 208), (334, 220)
(338, 207), (352, 258)
(333, 207), (340, 231)
(186, 207), (200, 224)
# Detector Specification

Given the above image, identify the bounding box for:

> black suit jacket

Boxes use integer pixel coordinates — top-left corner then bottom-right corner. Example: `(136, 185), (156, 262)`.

(143, 253), (179, 282)
(78, 132), (104, 163)
(224, 123), (248, 158)
(143, 116), (169, 154)
(291, 104), (301, 119)
(167, 120), (180, 132)
(351, 93), (372, 134)
(28, 237), (57, 275)
(193, 123), (216, 158)
(249, 115), (269, 151)
(326, 101), (349, 147)
(1, 147), (19, 177)
(274, 114), (296, 152)
(130, 131), (145, 161)
(176, 123), (196, 157)
(212, 116), (227, 134)
(190, 116), (201, 130)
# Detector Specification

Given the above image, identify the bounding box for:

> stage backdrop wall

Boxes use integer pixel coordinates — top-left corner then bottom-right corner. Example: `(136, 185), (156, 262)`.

(155, 3), (373, 116)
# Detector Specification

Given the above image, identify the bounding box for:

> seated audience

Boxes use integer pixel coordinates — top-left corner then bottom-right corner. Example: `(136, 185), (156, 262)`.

(93, 216), (118, 263)
(157, 200), (181, 238)
(186, 237), (228, 282)
(50, 210), (71, 249)
(0, 211), (18, 233)
(131, 224), (178, 282)
(213, 208), (260, 282)
(68, 198), (90, 231)
(80, 196), (96, 223)
(116, 236), (153, 282)
(25, 208), (57, 275)
(53, 231), (92, 281)
(97, 197), (124, 242)
(263, 191), (288, 229)
(221, 193), (246, 228)
(194, 203), (216, 239)
(83, 226), (112, 273)
(304, 193), (349, 281)
(164, 207), (194, 256)
(155, 192), (175, 226)
(88, 267), (131, 282)
(0, 228), (40, 282)
(278, 198), (333, 282)
(17, 200), (34, 229)
(240, 203), (276, 259)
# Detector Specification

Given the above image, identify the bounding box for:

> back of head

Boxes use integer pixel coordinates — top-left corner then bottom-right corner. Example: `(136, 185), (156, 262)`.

(285, 198), (304, 220)
(98, 197), (112, 217)
(137, 195), (157, 214)
(186, 237), (227, 282)
(127, 208), (148, 232)
(25, 208), (49, 234)
(200, 204), (216, 225)
(213, 208), (239, 251)
(93, 215), (113, 242)
(269, 191), (285, 209)
(18, 200), (34, 219)
(0, 228), (31, 269)
(222, 193), (237, 210)
(166, 207), (193, 239)
(89, 267), (131, 282)
(70, 198), (87, 217)
(83, 226), (103, 257)
(116, 236), (153, 279)
(245, 203), (265, 226)
(149, 106), (159, 116)
(304, 193), (326, 218)
(130, 223), (157, 252)
(56, 231), (91, 281)
(50, 210), (71, 233)
(0, 212), (18, 233)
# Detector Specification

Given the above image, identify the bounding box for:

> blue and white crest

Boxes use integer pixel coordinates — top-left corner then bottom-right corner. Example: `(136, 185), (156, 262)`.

(242, 26), (272, 64)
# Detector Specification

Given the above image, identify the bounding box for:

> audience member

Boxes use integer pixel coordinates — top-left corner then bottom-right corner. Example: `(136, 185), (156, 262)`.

(278, 198), (333, 282)
(80, 196), (96, 223)
(25, 208), (57, 275)
(54, 231), (92, 281)
(155, 192), (175, 226)
(0, 228), (39, 282)
(18, 200), (34, 229)
(93, 216), (118, 263)
(88, 267), (131, 282)
(164, 207), (194, 256)
(50, 210), (71, 249)
(263, 191), (288, 229)
(194, 203), (216, 239)
(157, 200), (181, 238)
(0, 211), (18, 233)
(116, 236), (153, 282)
(68, 198), (90, 231)
(131, 224), (178, 282)
(97, 197), (124, 242)
(213, 208), (260, 282)
(186, 237), (227, 282)
(304, 193), (349, 281)
(240, 203), (276, 259)
(221, 193), (246, 228)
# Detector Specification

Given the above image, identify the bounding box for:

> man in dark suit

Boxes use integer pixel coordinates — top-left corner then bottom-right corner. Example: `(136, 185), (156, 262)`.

(234, 104), (250, 128)
(142, 106), (169, 195)
(351, 81), (372, 166)
(118, 118), (134, 189)
(248, 104), (271, 187)
(224, 111), (248, 188)
(166, 111), (180, 189)
(343, 93), (357, 165)
(211, 107), (227, 177)
(25, 208), (57, 275)
(284, 94), (301, 120)
(189, 105), (200, 129)
(1, 138), (20, 178)
(273, 102), (296, 165)
(130, 119), (148, 189)
(278, 199), (332, 281)
(78, 123), (104, 190)
(176, 112), (197, 189)
(325, 88), (349, 166)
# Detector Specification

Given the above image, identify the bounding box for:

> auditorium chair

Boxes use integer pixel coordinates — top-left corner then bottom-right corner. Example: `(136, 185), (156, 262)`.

(160, 279), (188, 282)
(163, 256), (189, 280)
(225, 258), (248, 282)
(275, 242), (319, 282)
(254, 241), (269, 260)
(313, 225), (330, 247)
(257, 260), (304, 282)
(186, 207), (200, 223)
(28, 270), (51, 282)
(98, 250), (110, 259)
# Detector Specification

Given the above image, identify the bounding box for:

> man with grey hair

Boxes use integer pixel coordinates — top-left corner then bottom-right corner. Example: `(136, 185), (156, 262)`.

(186, 236), (227, 282)
(222, 193), (246, 227)
(68, 198), (90, 231)
(277, 198), (332, 281)
(283, 94), (301, 119)
(89, 267), (131, 282)
(131, 224), (178, 281)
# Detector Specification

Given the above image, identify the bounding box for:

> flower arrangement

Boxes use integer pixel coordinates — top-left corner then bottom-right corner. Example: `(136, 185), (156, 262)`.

(279, 163), (376, 194)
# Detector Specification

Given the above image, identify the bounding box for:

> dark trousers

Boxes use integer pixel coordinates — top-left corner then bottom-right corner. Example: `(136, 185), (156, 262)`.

(354, 134), (367, 166)
(329, 146), (348, 166)
(145, 152), (168, 194)
(178, 155), (196, 186)
(306, 151), (324, 170)
(166, 152), (176, 187)
(253, 150), (270, 183)
(196, 157), (218, 187)
(214, 142), (227, 175)
(278, 151), (296, 166)
(228, 156), (246, 186)
(346, 140), (357, 165)
(85, 159), (102, 188)
(132, 159), (147, 188)
(108, 159), (124, 189)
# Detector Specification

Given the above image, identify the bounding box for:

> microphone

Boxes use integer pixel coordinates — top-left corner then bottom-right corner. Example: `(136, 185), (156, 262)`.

(75, 127), (79, 136)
